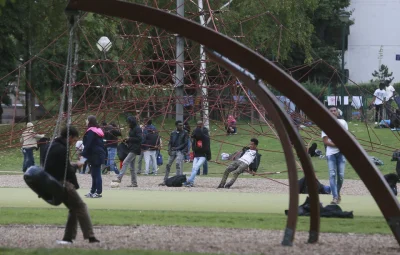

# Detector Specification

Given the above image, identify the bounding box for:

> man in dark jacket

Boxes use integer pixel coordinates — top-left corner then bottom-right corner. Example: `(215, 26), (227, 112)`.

(137, 120), (156, 174)
(217, 138), (261, 189)
(193, 121), (209, 175)
(44, 126), (100, 244)
(183, 126), (211, 187)
(143, 129), (160, 175)
(112, 116), (142, 187)
(160, 120), (188, 185)
(104, 122), (121, 174)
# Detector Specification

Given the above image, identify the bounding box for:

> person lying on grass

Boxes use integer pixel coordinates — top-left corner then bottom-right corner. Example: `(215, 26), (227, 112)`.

(44, 125), (100, 244)
(217, 138), (261, 189)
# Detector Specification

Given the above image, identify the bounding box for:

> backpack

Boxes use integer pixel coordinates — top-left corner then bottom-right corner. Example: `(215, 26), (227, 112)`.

(165, 174), (187, 187)
(384, 173), (399, 196)
(156, 151), (163, 166)
(369, 156), (384, 166)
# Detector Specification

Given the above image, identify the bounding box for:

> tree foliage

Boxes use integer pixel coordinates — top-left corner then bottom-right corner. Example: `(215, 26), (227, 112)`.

(371, 64), (394, 85)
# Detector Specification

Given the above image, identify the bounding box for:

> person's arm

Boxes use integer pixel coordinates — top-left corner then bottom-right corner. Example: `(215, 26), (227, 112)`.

(322, 136), (336, 147)
(81, 131), (94, 158)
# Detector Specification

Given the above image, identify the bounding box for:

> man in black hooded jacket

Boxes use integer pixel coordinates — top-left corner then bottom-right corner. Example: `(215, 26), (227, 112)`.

(112, 116), (142, 187)
(44, 126), (100, 244)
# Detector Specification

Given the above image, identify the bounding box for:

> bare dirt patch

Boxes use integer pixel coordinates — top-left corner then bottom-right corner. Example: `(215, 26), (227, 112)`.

(0, 173), (379, 196)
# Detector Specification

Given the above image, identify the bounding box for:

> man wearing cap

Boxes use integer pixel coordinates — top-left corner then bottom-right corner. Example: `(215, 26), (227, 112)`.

(20, 122), (45, 172)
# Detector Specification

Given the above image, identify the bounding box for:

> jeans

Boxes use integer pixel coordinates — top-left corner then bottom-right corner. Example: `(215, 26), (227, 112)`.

(106, 147), (119, 174)
(137, 151), (144, 173)
(187, 157), (206, 183)
(197, 159), (208, 175)
(90, 164), (102, 195)
(327, 152), (345, 199)
(163, 151), (184, 182)
(22, 147), (35, 172)
(63, 182), (95, 240)
(117, 152), (137, 185)
(144, 150), (157, 174)
(184, 139), (191, 161)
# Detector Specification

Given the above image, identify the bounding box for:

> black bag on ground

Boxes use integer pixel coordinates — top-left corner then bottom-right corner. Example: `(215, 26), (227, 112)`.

(23, 165), (64, 206)
(165, 174), (187, 187)
(285, 196), (353, 218)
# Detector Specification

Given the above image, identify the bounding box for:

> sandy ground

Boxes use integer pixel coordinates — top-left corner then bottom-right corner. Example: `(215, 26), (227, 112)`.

(0, 173), (381, 195)
(0, 225), (399, 255)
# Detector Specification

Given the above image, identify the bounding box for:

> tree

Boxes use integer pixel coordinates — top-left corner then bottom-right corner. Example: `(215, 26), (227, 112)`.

(371, 64), (394, 85)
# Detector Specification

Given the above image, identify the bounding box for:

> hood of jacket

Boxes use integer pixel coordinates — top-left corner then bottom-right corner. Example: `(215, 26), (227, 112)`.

(86, 127), (104, 137)
(127, 116), (137, 128)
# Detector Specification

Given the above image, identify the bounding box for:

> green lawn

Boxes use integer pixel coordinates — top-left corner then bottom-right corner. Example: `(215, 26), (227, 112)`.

(0, 119), (399, 180)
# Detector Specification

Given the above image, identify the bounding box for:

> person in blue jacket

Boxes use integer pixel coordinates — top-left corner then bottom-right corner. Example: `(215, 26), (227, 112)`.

(81, 115), (106, 198)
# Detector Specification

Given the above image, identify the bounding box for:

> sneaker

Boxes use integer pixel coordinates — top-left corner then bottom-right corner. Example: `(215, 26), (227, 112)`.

(92, 193), (102, 198)
(224, 184), (232, 189)
(57, 239), (73, 245)
(338, 195), (342, 204)
(89, 237), (100, 243)
(217, 184), (225, 189)
(158, 182), (166, 186)
(137, 171), (142, 175)
(85, 193), (93, 198)
(153, 173), (158, 176)
(183, 182), (193, 187)
(331, 198), (339, 205)
(112, 178), (121, 183)
(127, 184), (138, 187)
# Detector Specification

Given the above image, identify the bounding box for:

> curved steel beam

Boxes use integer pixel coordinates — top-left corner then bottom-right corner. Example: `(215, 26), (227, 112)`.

(206, 49), (320, 244)
(205, 50), (299, 246)
(66, 0), (400, 245)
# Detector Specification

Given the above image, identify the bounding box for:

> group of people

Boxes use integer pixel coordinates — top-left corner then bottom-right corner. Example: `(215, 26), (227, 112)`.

(370, 81), (397, 124)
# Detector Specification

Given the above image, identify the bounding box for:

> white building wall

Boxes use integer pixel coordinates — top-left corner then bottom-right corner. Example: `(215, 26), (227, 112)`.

(346, 0), (400, 84)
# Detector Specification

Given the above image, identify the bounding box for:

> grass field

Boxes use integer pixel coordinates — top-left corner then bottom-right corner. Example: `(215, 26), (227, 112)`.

(1, 119), (399, 180)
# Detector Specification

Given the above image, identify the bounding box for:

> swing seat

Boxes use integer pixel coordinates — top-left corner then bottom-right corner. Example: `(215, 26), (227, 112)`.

(23, 166), (65, 206)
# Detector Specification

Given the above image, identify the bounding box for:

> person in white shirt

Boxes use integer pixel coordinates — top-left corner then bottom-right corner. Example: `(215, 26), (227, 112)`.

(370, 82), (387, 124)
(20, 122), (45, 172)
(385, 83), (396, 119)
(321, 107), (348, 205)
(217, 138), (260, 189)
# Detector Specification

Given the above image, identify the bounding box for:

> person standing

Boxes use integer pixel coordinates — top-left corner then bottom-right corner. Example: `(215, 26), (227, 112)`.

(104, 122), (121, 175)
(44, 126), (100, 244)
(143, 129), (160, 175)
(385, 82), (396, 119)
(160, 121), (188, 185)
(137, 120), (156, 174)
(183, 126), (211, 187)
(112, 116), (142, 187)
(370, 82), (387, 125)
(20, 122), (45, 172)
(217, 138), (261, 189)
(193, 121), (209, 175)
(81, 116), (106, 198)
(321, 107), (348, 205)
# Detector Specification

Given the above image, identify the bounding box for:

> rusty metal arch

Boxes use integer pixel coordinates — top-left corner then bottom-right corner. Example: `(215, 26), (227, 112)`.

(206, 49), (321, 245)
(66, 0), (400, 245)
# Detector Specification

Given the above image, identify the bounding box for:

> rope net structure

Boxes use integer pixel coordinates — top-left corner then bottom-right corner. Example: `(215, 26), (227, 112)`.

(0, 0), (398, 177)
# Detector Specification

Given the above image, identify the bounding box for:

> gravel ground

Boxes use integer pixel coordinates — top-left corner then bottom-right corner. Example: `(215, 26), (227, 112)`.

(0, 173), (383, 195)
(2, 174), (399, 254)
(0, 225), (399, 255)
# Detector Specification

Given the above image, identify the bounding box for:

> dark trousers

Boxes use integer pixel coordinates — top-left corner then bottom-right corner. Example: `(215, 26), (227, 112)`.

(90, 164), (102, 194)
(219, 160), (248, 187)
(63, 182), (95, 240)
(375, 104), (383, 122)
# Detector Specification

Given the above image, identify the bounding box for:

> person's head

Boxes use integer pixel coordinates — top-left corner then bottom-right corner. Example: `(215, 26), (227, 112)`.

(379, 82), (386, 90)
(127, 116), (137, 128)
(26, 122), (34, 129)
(146, 119), (152, 126)
(110, 121), (117, 127)
(328, 107), (339, 118)
(60, 126), (80, 145)
(175, 120), (183, 131)
(249, 138), (258, 150)
(86, 115), (99, 128)
(196, 121), (203, 128)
